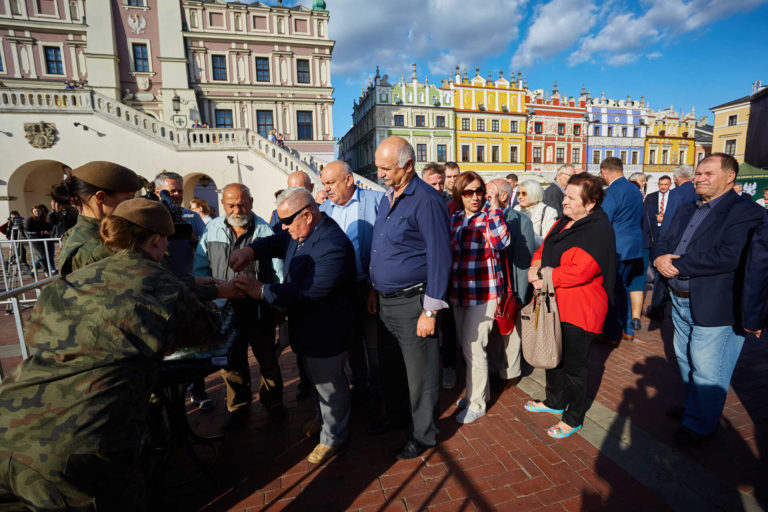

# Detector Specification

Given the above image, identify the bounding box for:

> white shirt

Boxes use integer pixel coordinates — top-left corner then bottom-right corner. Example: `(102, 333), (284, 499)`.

(656, 191), (668, 226)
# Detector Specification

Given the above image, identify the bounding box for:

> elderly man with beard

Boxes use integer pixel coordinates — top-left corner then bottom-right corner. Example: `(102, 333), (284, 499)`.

(193, 183), (285, 426)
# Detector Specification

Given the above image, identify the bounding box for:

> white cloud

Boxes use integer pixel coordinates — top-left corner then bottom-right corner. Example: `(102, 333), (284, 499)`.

(646, 51), (662, 59)
(326, 0), (527, 80)
(568, 0), (767, 66)
(511, 0), (597, 69)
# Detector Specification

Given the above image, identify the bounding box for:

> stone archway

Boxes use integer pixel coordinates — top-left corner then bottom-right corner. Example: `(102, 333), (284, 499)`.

(183, 173), (219, 218)
(7, 160), (70, 218)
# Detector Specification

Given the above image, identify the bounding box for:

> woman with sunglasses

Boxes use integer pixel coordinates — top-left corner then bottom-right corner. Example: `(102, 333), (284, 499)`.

(515, 179), (558, 247)
(450, 172), (510, 424)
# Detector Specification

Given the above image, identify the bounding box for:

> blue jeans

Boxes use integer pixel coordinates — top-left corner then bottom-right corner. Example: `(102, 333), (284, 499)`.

(604, 258), (644, 339)
(670, 294), (744, 435)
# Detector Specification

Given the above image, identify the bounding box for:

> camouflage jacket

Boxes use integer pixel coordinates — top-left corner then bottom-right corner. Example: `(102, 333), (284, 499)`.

(0, 250), (220, 476)
(57, 215), (113, 277)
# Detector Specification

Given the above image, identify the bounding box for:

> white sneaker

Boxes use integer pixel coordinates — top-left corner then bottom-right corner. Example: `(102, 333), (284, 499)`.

(456, 408), (485, 424)
(442, 367), (457, 389)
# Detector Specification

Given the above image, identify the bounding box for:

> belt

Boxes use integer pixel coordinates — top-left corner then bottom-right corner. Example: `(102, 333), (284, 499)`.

(378, 283), (425, 299)
(670, 288), (690, 298)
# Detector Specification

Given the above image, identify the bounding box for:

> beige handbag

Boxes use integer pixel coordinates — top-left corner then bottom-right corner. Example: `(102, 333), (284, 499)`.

(520, 267), (562, 369)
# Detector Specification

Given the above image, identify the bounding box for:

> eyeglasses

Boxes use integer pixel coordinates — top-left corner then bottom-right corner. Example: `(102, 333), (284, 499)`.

(279, 204), (310, 225)
(461, 187), (485, 198)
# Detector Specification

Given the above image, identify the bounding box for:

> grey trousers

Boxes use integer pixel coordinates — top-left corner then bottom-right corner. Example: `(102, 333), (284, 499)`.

(379, 293), (440, 447)
(303, 351), (351, 448)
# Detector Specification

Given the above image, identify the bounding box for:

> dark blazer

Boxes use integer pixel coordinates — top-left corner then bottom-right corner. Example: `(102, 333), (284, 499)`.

(742, 211), (768, 331)
(642, 191), (665, 248)
(660, 181), (697, 235)
(542, 184), (564, 217)
(652, 190), (764, 327)
(602, 176), (644, 261)
(249, 213), (357, 357)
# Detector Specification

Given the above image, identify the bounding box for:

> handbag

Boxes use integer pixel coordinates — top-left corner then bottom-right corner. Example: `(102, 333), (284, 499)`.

(520, 267), (562, 369)
(494, 256), (519, 335)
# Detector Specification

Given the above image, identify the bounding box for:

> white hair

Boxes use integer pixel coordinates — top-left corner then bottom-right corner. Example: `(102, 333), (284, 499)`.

(556, 164), (576, 176)
(492, 178), (513, 200)
(674, 165), (694, 179)
(397, 142), (416, 168)
(520, 179), (544, 204)
(276, 187), (315, 210)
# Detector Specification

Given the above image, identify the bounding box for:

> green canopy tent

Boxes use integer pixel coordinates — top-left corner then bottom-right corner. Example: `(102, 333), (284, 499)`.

(736, 161), (768, 201)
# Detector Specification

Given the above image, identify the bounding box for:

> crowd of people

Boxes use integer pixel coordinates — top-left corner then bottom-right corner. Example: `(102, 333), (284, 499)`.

(0, 136), (766, 509)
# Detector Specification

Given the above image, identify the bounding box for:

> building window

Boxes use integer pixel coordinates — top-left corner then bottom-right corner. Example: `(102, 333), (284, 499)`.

(394, 114), (404, 127)
(0, 53), (3, 72)
(510, 120), (518, 133)
(215, 109), (233, 128)
(556, 148), (565, 163)
(649, 149), (656, 164)
(212, 55), (227, 80)
(534, 122), (542, 134)
(297, 111), (313, 140)
(461, 145), (470, 162)
(255, 57), (270, 82)
(436, 116), (445, 127)
(416, 144), (427, 162)
(532, 147), (542, 163)
(606, 150), (613, 158)
(697, 151), (706, 163)
(634, 127), (640, 137)
(557, 124), (565, 136)
(127, 0), (145, 5)
(132, 43), (149, 72)
(44, 47), (63, 75)
(573, 125), (580, 136)
(572, 148), (580, 164)
(679, 150), (686, 164)
(621, 127), (628, 137)
(593, 125), (599, 136)
(415, 115), (425, 127)
(632, 151), (639, 164)
(491, 145), (500, 162)
(592, 150), (600, 164)
(510, 146), (518, 163)
(727, 114), (737, 126)
(256, 110), (273, 138)
(296, 59), (310, 84)
(491, 120), (499, 132)
(661, 149), (669, 164)
(437, 144), (447, 162)
(724, 139), (736, 155)
(476, 145), (485, 162)
(461, 118), (470, 131)
(620, 150), (627, 163)
(476, 119), (485, 131)
(607, 126), (613, 137)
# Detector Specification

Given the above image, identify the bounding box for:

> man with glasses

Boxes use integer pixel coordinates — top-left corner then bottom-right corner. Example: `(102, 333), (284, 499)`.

(229, 188), (356, 465)
(543, 164), (575, 217)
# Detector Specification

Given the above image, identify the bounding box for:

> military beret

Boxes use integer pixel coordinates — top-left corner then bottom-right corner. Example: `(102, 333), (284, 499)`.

(112, 198), (174, 236)
(71, 161), (142, 193)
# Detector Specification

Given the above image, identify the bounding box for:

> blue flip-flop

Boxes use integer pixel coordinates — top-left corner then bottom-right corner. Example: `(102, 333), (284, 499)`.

(524, 400), (564, 414)
(547, 424), (582, 439)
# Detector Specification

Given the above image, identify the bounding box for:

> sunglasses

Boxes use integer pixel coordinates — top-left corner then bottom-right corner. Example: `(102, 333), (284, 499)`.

(461, 187), (485, 198)
(279, 204), (310, 225)
(518, 191), (528, 197)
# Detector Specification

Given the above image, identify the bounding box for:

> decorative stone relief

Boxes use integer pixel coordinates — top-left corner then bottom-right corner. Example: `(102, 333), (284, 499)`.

(280, 59), (287, 83)
(128, 13), (147, 35)
(20, 47), (30, 74)
(237, 56), (245, 82)
(320, 61), (327, 85)
(136, 76), (150, 91)
(24, 122), (57, 149)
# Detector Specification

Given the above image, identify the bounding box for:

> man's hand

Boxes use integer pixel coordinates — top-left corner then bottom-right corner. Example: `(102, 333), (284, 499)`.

(417, 312), (437, 338)
(528, 265), (541, 284)
(217, 280), (244, 299)
(233, 274), (263, 299)
(195, 276), (223, 287)
(366, 286), (378, 315)
(656, 213), (664, 224)
(229, 247), (255, 272)
(653, 253), (680, 278)
(486, 182), (501, 210)
(745, 328), (763, 338)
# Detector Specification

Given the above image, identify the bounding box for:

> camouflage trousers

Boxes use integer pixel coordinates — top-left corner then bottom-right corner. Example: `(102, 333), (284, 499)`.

(0, 453), (145, 511)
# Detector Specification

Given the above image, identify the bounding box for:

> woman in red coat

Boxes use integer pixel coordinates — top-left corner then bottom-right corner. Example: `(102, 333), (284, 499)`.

(524, 173), (616, 439)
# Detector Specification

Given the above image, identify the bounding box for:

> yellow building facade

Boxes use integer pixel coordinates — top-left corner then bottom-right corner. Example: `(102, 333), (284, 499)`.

(644, 108), (696, 173)
(710, 96), (750, 164)
(453, 70), (527, 176)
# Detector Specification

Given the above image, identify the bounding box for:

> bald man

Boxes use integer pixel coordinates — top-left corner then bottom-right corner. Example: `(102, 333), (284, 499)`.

(270, 171), (316, 233)
(320, 161), (385, 399)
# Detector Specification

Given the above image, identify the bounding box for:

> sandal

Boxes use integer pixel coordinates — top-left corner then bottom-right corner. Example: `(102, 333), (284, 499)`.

(547, 424), (582, 439)
(524, 401), (564, 414)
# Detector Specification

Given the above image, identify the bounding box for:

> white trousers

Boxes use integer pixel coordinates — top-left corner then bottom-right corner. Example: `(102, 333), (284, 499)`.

(454, 299), (498, 413)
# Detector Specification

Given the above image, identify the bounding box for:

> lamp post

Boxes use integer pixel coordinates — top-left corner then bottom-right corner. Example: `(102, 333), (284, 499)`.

(172, 93), (181, 113)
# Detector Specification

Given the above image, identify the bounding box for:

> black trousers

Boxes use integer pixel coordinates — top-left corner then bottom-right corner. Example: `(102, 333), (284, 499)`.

(543, 322), (594, 428)
(439, 305), (458, 369)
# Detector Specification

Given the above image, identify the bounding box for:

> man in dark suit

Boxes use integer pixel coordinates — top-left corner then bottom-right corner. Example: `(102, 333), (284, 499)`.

(542, 164), (575, 217)
(742, 212), (768, 337)
(653, 153), (764, 446)
(643, 175), (671, 249)
(230, 187), (357, 465)
(599, 157), (644, 343)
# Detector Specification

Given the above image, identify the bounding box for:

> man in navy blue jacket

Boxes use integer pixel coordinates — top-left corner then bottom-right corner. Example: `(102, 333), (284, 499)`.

(652, 153), (764, 446)
(230, 187), (356, 465)
(742, 211), (768, 336)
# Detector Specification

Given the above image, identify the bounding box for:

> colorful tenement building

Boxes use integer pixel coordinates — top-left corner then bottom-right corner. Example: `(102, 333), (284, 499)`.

(525, 83), (588, 173)
(643, 107), (697, 174)
(585, 92), (648, 174)
(710, 94), (751, 163)
(452, 68), (527, 176)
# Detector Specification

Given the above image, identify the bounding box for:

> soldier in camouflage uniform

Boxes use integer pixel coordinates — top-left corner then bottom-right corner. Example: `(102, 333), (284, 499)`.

(0, 199), (220, 511)
(56, 161), (141, 276)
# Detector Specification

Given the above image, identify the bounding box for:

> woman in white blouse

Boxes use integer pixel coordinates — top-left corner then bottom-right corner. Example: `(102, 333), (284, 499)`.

(515, 179), (558, 246)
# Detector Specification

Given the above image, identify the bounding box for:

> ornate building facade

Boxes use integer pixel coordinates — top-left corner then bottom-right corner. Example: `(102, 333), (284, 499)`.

(585, 92), (648, 174)
(525, 84), (587, 173)
(643, 107), (696, 174)
(452, 68), (527, 176)
(710, 94), (751, 164)
(338, 65), (454, 178)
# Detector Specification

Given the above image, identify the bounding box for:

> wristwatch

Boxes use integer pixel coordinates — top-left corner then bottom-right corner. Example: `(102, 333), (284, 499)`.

(423, 309), (437, 318)
(537, 268), (543, 280)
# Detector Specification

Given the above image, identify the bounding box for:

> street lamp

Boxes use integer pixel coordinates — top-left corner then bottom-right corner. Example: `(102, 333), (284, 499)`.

(172, 93), (181, 113)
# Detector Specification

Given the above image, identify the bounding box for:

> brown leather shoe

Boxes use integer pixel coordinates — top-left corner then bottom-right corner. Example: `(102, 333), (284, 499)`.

(302, 419), (322, 438)
(307, 443), (338, 464)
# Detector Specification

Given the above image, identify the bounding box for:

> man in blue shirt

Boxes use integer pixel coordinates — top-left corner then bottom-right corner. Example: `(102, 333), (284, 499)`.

(368, 136), (451, 459)
(320, 161), (384, 399)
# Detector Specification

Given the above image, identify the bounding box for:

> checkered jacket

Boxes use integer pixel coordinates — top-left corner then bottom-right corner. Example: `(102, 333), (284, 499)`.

(450, 205), (510, 306)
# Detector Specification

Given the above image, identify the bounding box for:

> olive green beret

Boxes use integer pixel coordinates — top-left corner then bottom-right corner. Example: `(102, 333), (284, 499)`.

(112, 198), (174, 236)
(71, 161), (142, 193)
